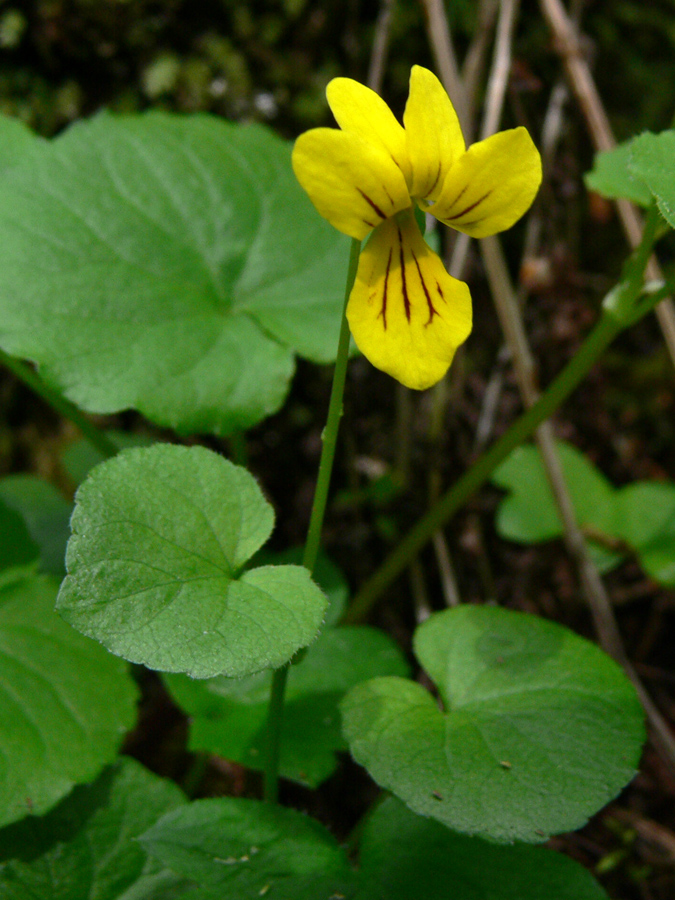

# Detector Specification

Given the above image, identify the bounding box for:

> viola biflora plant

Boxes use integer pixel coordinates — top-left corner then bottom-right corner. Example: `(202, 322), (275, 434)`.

(0, 65), (672, 899)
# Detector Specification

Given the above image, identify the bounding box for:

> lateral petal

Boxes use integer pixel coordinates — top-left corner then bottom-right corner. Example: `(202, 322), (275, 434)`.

(292, 128), (411, 240)
(404, 65), (465, 201)
(327, 77), (412, 185)
(429, 127), (542, 238)
(346, 211), (472, 390)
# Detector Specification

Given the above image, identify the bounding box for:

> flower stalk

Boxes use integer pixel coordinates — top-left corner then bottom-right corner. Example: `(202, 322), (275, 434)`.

(263, 237), (361, 803)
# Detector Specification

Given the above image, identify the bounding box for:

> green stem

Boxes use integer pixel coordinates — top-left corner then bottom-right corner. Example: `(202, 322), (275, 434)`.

(302, 239), (361, 573)
(263, 665), (289, 804)
(263, 236), (361, 803)
(0, 349), (118, 459)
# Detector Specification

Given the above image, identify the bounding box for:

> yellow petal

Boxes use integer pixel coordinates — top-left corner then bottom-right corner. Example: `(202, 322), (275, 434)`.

(346, 211), (472, 390)
(404, 65), (466, 201)
(429, 127), (542, 238)
(326, 77), (412, 185)
(292, 128), (411, 240)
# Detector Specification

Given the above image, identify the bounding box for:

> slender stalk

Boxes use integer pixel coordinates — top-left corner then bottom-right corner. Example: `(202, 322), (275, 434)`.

(263, 237), (361, 803)
(302, 238), (361, 573)
(0, 349), (118, 459)
(263, 665), (289, 804)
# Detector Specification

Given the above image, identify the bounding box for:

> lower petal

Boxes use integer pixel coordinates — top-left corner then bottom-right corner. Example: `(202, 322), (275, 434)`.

(346, 211), (472, 390)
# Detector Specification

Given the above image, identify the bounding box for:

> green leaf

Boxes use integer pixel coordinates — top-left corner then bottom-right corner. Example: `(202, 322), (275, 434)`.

(629, 130), (675, 227)
(355, 797), (609, 900)
(0, 476), (72, 575)
(0, 115), (42, 176)
(139, 793), (609, 900)
(164, 625), (409, 787)
(0, 758), (188, 900)
(584, 139), (652, 206)
(0, 499), (39, 573)
(0, 571), (138, 827)
(248, 547), (348, 626)
(57, 444), (327, 678)
(0, 112), (350, 436)
(341, 605), (644, 843)
(492, 441), (621, 572)
(615, 481), (675, 586)
(139, 797), (355, 900)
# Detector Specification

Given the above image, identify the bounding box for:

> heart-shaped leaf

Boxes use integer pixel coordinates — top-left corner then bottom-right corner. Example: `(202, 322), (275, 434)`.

(492, 441), (622, 571)
(0, 113), (350, 436)
(0, 570), (138, 827)
(494, 442), (675, 586)
(139, 797), (354, 900)
(164, 624), (409, 787)
(0, 758), (188, 900)
(57, 444), (327, 678)
(341, 605), (644, 843)
(355, 797), (609, 900)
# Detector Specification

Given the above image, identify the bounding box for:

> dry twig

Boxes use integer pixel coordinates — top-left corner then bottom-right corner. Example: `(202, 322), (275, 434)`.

(367, 0), (396, 93)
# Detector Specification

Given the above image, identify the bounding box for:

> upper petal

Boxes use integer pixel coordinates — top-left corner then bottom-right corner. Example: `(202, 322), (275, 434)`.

(292, 127), (411, 240)
(403, 65), (465, 201)
(346, 211), (472, 390)
(327, 77), (412, 185)
(429, 127), (542, 238)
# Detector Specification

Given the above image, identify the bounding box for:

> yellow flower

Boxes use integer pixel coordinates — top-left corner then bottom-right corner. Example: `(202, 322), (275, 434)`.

(292, 65), (542, 390)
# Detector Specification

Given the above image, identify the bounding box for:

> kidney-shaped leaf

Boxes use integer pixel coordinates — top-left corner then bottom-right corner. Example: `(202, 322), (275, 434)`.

(164, 625), (409, 788)
(356, 796), (609, 900)
(0, 571), (138, 828)
(57, 444), (327, 678)
(139, 797), (355, 900)
(342, 605), (644, 843)
(0, 112), (350, 436)
(0, 758), (187, 900)
(492, 441), (621, 571)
